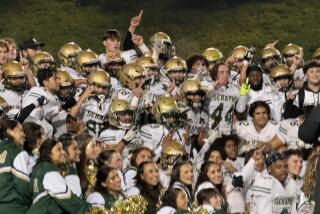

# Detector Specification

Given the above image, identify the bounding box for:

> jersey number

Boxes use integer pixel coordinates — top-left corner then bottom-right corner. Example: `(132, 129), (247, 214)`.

(210, 103), (233, 129)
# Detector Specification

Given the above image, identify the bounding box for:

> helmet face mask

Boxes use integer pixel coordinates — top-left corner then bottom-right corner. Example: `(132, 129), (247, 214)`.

(109, 99), (134, 130)
(274, 76), (291, 92)
(149, 32), (173, 61)
(7, 76), (27, 93)
(3, 61), (27, 93)
(57, 85), (76, 102)
(83, 63), (99, 77)
(262, 56), (281, 72)
(105, 61), (124, 78)
(186, 91), (205, 108)
(160, 111), (180, 130)
(114, 109), (134, 130)
(168, 69), (186, 86)
(58, 42), (82, 67)
(160, 141), (187, 170)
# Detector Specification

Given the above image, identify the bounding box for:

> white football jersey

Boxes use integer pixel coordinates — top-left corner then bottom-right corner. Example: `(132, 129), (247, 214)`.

(294, 88), (320, 109)
(233, 120), (278, 154)
(99, 128), (143, 168)
(79, 96), (111, 138)
(229, 70), (272, 86)
(22, 87), (60, 122)
(206, 84), (240, 135)
(277, 118), (310, 149)
(139, 123), (191, 157)
(178, 102), (209, 136)
(52, 110), (68, 138)
(247, 83), (284, 122)
(0, 87), (26, 108)
(251, 174), (298, 214)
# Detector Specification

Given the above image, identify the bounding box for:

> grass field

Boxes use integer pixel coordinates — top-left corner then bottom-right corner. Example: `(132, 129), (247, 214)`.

(0, 0), (319, 59)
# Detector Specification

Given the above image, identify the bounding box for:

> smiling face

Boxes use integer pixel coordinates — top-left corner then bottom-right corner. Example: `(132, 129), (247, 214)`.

(102, 169), (121, 193)
(207, 163), (223, 185)
(50, 142), (66, 165)
(287, 154), (303, 177)
(66, 140), (80, 163)
(179, 163), (193, 185)
(141, 162), (160, 186)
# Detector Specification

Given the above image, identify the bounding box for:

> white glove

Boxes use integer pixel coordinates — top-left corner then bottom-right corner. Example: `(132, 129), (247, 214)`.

(193, 67), (207, 81)
(123, 127), (137, 142)
(206, 128), (221, 144)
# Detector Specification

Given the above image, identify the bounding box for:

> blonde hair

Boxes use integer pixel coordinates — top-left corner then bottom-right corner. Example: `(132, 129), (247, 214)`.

(301, 152), (319, 198)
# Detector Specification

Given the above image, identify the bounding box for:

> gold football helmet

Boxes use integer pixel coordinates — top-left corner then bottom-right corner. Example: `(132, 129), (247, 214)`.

(230, 45), (249, 60)
(148, 32), (172, 49)
(2, 61), (27, 93)
(58, 42), (82, 67)
(148, 32), (173, 60)
(135, 55), (158, 80)
(56, 69), (76, 102)
(135, 55), (158, 70)
(164, 56), (187, 74)
(270, 64), (291, 79)
(152, 96), (180, 129)
(104, 52), (125, 78)
(31, 51), (55, 75)
(261, 47), (281, 71)
(118, 63), (144, 90)
(312, 48), (320, 60)
(164, 56), (187, 85)
(160, 140), (187, 170)
(87, 69), (110, 87)
(261, 48), (281, 60)
(282, 43), (301, 57)
(180, 79), (205, 108)
(108, 99), (134, 130)
(76, 49), (99, 75)
(270, 64), (292, 91)
(202, 48), (224, 63)
(56, 69), (74, 87)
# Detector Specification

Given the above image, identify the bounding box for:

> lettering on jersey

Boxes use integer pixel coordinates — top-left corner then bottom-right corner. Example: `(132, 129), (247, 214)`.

(0, 151), (7, 164)
(273, 197), (294, 206)
(86, 110), (105, 121)
(211, 94), (237, 103)
(33, 178), (39, 193)
(272, 196), (294, 214)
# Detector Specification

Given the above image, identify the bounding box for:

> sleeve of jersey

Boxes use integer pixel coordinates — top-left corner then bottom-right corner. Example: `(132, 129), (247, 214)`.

(86, 192), (105, 208)
(276, 123), (288, 144)
(12, 150), (32, 205)
(139, 125), (156, 150)
(43, 171), (91, 213)
(22, 90), (44, 120)
(251, 178), (272, 214)
(241, 158), (255, 188)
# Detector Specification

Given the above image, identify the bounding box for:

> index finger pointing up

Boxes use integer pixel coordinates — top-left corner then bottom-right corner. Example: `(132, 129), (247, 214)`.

(138, 9), (143, 19)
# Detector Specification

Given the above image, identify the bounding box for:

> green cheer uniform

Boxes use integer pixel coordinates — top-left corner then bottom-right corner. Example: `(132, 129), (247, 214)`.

(27, 161), (91, 214)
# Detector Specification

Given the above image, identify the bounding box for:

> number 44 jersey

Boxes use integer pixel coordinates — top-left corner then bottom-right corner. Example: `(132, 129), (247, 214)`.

(206, 84), (240, 135)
